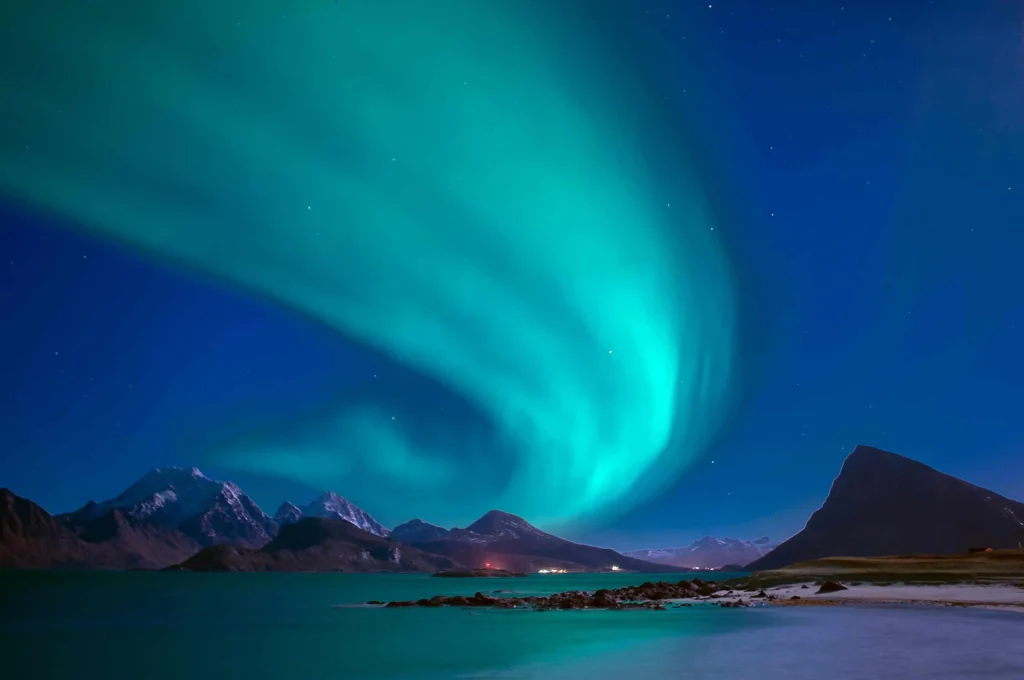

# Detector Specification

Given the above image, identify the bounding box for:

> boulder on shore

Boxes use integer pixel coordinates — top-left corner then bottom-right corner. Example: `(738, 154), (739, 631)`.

(816, 581), (849, 594)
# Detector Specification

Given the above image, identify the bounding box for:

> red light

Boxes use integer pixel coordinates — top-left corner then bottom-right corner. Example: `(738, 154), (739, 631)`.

(485, 562), (491, 568)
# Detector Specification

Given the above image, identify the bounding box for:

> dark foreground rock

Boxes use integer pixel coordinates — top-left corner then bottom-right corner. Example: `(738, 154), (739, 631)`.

(816, 581), (848, 594)
(382, 579), (725, 611)
(432, 568), (527, 578)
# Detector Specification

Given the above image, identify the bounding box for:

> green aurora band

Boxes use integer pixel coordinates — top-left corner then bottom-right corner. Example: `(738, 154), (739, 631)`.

(0, 1), (737, 528)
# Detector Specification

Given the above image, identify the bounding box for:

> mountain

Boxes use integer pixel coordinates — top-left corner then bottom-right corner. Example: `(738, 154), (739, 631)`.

(624, 536), (777, 569)
(274, 492), (390, 537)
(747, 445), (1024, 571)
(61, 467), (276, 549)
(169, 517), (460, 573)
(405, 510), (685, 573)
(273, 502), (302, 525)
(297, 492), (390, 537)
(2, 488), (91, 568)
(392, 519), (452, 543)
(1, 489), (198, 569)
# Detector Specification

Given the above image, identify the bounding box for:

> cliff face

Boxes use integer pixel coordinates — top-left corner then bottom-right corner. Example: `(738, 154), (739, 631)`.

(748, 445), (1024, 571)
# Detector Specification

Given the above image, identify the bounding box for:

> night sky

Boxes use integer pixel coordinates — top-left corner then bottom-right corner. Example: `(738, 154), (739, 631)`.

(1, 1), (1022, 552)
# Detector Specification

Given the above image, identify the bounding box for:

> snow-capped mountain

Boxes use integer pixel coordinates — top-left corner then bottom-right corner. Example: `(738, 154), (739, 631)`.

(274, 502), (302, 525)
(62, 467), (276, 548)
(278, 492), (390, 537)
(624, 536), (778, 569)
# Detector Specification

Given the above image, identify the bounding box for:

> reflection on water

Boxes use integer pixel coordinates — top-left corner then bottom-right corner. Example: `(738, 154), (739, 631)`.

(2, 572), (1019, 680)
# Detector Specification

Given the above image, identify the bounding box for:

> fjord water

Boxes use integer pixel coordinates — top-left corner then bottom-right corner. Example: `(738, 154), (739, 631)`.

(2, 572), (1021, 680)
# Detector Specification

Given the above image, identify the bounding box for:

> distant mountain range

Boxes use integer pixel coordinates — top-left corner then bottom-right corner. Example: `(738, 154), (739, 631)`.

(747, 445), (1024, 570)
(5, 445), (1023, 573)
(624, 536), (778, 570)
(0, 467), (678, 573)
(388, 510), (687, 574)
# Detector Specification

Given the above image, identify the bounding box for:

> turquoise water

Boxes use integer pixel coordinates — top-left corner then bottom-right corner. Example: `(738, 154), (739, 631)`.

(2, 572), (1021, 679)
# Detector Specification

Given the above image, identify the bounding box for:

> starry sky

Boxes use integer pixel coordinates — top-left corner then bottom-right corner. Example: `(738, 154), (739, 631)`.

(1, 1), (1022, 551)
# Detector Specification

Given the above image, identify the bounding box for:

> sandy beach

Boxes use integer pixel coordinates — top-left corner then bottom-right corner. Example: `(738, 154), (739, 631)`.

(695, 582), (1024, 613)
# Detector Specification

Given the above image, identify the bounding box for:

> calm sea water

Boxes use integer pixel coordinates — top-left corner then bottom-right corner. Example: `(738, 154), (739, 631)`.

(1, 571), (1021, 679)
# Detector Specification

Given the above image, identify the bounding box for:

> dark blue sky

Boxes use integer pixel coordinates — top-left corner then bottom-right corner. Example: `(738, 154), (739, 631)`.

(2, 0), (1022, 551)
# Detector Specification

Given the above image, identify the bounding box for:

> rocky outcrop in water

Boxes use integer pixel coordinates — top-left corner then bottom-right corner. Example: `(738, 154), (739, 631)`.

(380, 578), (730, 610)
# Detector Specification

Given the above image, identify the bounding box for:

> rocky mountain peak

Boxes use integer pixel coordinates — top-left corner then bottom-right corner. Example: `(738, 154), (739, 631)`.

(274, 502), (302, 525)
(465, 510), (545, 539)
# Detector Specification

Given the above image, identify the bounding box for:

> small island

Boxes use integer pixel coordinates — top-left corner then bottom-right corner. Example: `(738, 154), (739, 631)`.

(431, 568), (528, 578)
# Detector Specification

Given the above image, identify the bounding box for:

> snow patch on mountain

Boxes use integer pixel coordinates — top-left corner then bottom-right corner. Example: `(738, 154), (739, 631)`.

(290, 492), (390, 537)
(63, 467), (276, 547)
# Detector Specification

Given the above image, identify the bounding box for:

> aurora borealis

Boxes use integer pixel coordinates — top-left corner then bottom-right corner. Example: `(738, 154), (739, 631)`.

(0, 1), (737, 527)
(4, 1), (1022, 546)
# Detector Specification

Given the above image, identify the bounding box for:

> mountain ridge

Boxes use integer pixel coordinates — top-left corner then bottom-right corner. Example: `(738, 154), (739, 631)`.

(397, 508), (687, 573)
(624, 536), (778, 569)
(60, 466), (276, 549)
(169, 517), (459, 573)
(277, 491), (390, 537)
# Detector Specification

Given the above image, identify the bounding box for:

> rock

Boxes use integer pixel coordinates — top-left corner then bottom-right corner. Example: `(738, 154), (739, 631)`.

(800, 584), (809, 589)
(366, 600), (384, 604)
(816, 581), (848, 594)
(386, 600), (416, 607)
(384, 577), (723, 611)
(591, 589), (619, 608)
(790, 595), (801, 600)
(469, 591), (497, 606)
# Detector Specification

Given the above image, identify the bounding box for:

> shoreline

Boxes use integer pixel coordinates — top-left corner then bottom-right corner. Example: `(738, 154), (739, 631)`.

(694, 582), (1024, 614)
(373, 574), (1024, 613)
